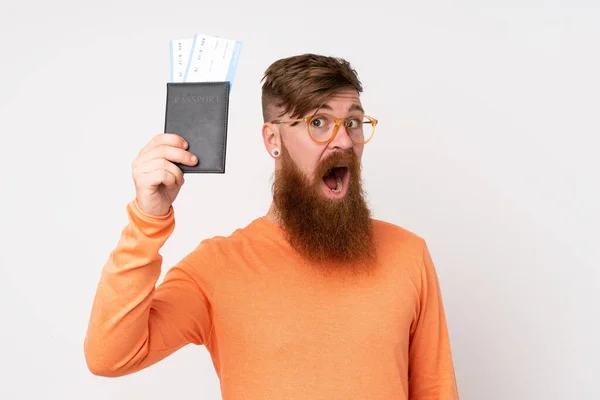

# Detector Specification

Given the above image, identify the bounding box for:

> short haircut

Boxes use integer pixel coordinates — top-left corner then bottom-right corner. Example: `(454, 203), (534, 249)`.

(261, 53), (363, 122)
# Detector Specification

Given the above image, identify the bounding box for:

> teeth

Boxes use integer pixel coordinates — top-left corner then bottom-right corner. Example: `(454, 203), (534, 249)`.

(332, 175), (343, 194)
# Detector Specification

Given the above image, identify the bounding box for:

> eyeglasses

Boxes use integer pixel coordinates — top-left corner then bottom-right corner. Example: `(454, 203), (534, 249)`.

(271, 113), (378, 144)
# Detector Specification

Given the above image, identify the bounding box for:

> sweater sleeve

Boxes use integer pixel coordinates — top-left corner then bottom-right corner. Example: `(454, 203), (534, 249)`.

(83, 200), (216, 377)
(408, 241), (459, 399)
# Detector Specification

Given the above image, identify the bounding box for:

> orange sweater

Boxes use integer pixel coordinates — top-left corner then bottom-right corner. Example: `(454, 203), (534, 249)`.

(84, 200), (459, 399)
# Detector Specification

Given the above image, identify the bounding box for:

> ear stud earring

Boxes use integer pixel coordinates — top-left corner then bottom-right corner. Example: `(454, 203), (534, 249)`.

(271, 148), (280, 157)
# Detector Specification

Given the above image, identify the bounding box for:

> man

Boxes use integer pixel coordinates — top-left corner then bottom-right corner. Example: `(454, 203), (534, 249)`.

(84, 53), (459, 399)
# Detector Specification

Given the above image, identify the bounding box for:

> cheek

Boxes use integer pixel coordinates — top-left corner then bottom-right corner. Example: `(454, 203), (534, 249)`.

(299, 154), (323, 182)
(353, 146), (364, 159)
(287, 140), (324, 178)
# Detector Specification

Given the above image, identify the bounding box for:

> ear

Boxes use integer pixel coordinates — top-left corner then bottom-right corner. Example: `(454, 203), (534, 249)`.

(262, 122), (282, 159)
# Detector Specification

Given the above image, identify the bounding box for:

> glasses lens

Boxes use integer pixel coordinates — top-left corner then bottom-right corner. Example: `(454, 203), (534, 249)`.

(345, 116), (373, 143)
(357, 116), (375, 143)
(307, 115), (335, 142)
(307, 115), (375, 143)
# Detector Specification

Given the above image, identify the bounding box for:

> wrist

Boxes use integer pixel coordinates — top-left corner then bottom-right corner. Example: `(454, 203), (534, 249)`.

(125, 199), (175, 244)
(134, 198), (173, 219)
(130, 199), (174, 223)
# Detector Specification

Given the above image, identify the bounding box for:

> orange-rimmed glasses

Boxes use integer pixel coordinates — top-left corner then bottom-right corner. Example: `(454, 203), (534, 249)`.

(271, 113), (378, 144)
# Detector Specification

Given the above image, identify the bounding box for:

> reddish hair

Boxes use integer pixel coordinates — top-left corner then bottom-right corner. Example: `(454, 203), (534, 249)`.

(261, 53), (363, 122)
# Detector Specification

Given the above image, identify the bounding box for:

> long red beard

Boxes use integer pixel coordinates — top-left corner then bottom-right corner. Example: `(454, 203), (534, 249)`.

(272, 144), (376, 270)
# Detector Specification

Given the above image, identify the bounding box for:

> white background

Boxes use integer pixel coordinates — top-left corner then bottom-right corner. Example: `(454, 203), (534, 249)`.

(1, 0), (598, 399)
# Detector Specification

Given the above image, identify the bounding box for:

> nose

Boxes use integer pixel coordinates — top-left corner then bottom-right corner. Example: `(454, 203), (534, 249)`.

(329, 123), (353, 150)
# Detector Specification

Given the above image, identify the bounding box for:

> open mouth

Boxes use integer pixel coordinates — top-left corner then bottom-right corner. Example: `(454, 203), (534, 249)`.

(322, 166), (348, 195)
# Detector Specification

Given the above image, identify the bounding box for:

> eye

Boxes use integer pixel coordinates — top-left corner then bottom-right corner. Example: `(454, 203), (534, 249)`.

(310, 116), (328, 128)
(346, 118), (363, 129)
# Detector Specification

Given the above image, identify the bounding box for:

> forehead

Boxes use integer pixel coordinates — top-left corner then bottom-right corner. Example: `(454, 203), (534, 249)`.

(312, 89), (363, 114)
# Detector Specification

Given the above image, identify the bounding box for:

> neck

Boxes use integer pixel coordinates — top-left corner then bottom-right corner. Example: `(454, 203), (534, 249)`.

(265, 202), (281, 226)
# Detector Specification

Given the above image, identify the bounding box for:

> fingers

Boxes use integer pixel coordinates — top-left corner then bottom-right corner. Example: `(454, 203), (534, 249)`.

(140, 133), (188, 156)
(132, 133), (198, 190)
(135, 158), (185, 187)
(134, 143), (198, 168)
(136, 169), (179, 190)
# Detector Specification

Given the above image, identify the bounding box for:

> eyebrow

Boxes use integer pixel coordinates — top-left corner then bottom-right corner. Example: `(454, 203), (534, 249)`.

(315, 103), (364, 114)
(349, 103), (364, 113)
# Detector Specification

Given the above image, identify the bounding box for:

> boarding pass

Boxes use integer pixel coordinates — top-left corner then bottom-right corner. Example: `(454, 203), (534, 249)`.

(169, 33), (242, 87)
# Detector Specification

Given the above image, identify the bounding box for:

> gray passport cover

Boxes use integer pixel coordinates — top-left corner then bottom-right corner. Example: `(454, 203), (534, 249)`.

(164, 82), (230, 173)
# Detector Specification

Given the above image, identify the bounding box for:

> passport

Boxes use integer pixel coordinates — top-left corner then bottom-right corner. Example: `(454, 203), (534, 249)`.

(164, 81), (230, 173)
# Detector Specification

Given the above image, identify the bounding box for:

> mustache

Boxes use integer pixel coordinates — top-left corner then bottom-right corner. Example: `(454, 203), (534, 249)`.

(316, 150), (357, 177)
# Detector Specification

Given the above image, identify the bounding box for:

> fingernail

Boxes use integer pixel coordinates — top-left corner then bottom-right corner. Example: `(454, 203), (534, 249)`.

(191, 155), (197, 162)
(183, 141), (188, 148)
